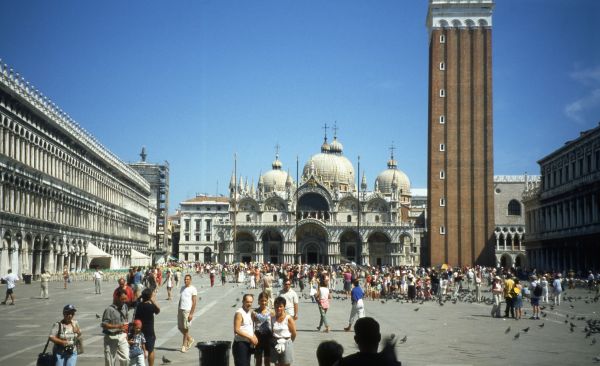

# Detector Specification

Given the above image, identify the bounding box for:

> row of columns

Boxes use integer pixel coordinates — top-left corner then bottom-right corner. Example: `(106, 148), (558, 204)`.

(527, 245), (598, 272)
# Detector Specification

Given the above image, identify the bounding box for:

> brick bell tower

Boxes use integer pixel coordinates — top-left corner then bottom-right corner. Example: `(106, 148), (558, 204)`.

(426, 0), (495, 266)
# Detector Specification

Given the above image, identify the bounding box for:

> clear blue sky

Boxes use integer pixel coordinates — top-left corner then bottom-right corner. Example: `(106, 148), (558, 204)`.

(1, 0), (599, 213)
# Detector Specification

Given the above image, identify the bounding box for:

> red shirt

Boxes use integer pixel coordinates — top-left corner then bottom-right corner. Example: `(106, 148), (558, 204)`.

(113, 285), (135, 305)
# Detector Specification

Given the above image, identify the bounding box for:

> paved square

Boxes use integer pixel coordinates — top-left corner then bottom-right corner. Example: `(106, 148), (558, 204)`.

(0, 274), (598, 365)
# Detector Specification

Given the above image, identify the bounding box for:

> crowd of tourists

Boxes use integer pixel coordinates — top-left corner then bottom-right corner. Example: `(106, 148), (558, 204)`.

(3, 261), (600, 366)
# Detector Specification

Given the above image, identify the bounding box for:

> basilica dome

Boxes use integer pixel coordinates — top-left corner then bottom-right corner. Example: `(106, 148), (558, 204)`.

(375, 157), (410, 194)
(260, 155), (292, 192)
(303, 137), (355, 190)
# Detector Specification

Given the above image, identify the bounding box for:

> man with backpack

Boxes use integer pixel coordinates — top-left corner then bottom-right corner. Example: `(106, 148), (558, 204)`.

(529, 275), (542, 320)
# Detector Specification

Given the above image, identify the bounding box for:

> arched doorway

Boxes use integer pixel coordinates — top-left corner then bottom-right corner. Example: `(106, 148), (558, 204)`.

(515, 253), (527, 268)
(297, 223), (327, 264)
(236, 232), (255, 263)
(0, 232), (10, 276)
(204, 247), (212, 263)
(368, 232), (391, 266)
(500, 254), (513, 268)
(297, 192), (330, 221)
(340, 230), (360, 263)
(262, 230), (283, 264)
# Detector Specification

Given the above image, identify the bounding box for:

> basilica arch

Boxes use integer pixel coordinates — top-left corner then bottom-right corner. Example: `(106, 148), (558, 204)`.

(297, 223), (328, 264)
(367, 231), (392, 266)
(262, 229), (284, 264)
(235, 231), (256, 263)
(339, 230), (360, 263)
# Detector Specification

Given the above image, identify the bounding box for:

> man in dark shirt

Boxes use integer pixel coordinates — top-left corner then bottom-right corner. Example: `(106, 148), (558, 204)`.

(135, 288), (160, 366)
(337, 317), (401, 366)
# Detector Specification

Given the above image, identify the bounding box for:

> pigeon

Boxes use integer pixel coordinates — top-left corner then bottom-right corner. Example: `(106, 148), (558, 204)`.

(96, 314), (101, 319)
(565, 320), (569, 324)
(414, 308), (420, 312)
(232, 304), (237, 307)
(162, 355), (171, 364)
(505, 326), (511, 334)
(381, 300), (385, 304)
(399, 335), (407, 343)
(593, 338), (597, 346)
(236, 298), (240, 302)
(594, 355), (600, 363)
(522, 327), (530, 333)
(514, 332), (520, 340)
(538, 323), (545, 328)
(542, 312), (547, 318)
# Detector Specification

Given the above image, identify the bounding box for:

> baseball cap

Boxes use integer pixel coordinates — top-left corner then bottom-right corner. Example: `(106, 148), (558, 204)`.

(63, 304), (77, 313)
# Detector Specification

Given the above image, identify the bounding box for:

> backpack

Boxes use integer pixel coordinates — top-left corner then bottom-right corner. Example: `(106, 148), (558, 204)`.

(510, 286), (521, 297)
(533, 284), (542, 297)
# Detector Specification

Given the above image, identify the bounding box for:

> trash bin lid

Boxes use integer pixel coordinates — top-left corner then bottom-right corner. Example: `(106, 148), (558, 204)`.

(197, 341), (231, 349)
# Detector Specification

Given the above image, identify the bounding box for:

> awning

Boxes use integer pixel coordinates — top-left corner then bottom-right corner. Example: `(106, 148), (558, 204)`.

(85, 243), (112, 269)
(131, 249), (151, 267)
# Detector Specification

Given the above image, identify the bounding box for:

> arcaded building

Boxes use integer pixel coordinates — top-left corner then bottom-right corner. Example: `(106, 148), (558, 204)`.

(0, 62), (151, 276)
(426, 0), (496, 266)
(214, 133), (424, 266)
(523, 123), (600, 271)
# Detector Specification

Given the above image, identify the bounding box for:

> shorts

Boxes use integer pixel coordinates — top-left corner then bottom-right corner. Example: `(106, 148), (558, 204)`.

(344, 280), (352, 292)
(270, 339), (293, 365)
(531, 297), (540, 306)
(255, 334), (271, 357)
(178, 309), (191, 331)
(6, 288), (13, 295)
(144, 333), (156, 352)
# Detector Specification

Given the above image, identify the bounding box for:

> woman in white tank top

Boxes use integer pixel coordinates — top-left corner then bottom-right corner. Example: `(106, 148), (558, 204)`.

(316, 277), (331, 332)
(272, 296), (297, 366)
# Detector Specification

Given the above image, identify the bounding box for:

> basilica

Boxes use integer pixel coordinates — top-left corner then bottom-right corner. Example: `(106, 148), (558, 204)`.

(213, 133), (424, 266)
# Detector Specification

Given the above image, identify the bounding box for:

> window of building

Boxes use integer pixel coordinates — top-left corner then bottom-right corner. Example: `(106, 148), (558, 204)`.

(273, 214), (277, 222)
(440, 170), (445, 179)
(217, 206), (222, 211)
(439, 89), (446, 97)
(195, 235), (200, 242)
(184, 219), (190, 232)
(184, 234), (190, 242)
(439, 143), (446, 152)
(439, 115), (445, 124)
(440, 34), (446, 43)
(439, 62), (446, 71)
(246, 214), (251, 222)
(587, 154), (592, 174)
(565, 165), (570, 181)
(205, 219), (212, 232)
(205, 234), (211, 241)
(596, 150), (600, 171)
(508, 199), (521, 216)
(206, 207), (211, 211)
(347, 215), (352, 223)
(440, 226), (446, 235)
(440, 198), (446, 207)
(195, 219), (200, 231)
(375, 215), (380, 223)
(579, 158), (584, 177)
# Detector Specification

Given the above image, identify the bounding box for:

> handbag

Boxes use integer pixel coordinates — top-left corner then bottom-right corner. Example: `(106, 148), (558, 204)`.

(36, 337), (54, 366)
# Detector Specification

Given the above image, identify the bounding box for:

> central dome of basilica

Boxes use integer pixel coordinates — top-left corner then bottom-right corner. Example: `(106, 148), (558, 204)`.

(302, 136), (355, 191)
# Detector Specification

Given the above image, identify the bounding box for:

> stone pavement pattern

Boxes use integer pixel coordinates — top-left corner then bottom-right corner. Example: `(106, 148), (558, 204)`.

(0, 275), (598, 366)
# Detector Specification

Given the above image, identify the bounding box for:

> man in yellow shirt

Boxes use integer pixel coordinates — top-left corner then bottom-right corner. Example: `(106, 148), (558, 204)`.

(503, 274), (515, 318)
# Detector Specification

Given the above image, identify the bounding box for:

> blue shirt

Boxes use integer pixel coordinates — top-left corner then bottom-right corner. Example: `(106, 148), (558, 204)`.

(133, 272), (143, 285)
(351, 286), (364, 303)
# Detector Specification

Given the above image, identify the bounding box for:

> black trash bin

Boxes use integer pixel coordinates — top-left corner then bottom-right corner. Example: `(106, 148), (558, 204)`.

(23, 274), (32, 284)
(196, 341), (230, 366)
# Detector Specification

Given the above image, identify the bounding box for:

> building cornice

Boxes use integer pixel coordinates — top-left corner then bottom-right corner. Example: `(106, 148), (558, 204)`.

(427, 0), (494, 35)
(0, 60), (149, 191)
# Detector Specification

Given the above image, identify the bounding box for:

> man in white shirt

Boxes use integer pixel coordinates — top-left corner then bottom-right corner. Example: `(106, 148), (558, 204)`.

(278, 280), (299, 320)
(1, 269), (19, 305)
(178, 274), (198, 352)
(94, 268), (104, 294)
(40, 270), (51, 299)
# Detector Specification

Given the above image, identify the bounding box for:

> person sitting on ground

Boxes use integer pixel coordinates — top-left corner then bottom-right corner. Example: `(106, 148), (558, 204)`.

(335, 317), (401, 366)
(317, 340), (343, 366)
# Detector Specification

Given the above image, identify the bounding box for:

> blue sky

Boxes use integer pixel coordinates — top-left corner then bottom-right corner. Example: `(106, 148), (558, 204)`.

(1, 0), (599, 213)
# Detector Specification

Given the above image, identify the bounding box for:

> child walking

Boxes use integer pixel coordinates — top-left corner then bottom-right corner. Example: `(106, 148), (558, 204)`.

(128, 319), (146, 366)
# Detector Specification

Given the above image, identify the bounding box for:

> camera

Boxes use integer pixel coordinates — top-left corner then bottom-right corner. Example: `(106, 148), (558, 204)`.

(64, 345), (75, 354)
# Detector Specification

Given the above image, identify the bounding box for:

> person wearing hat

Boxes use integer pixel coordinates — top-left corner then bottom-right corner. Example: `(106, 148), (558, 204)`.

(127, 319), (146, 366)
(490, 276), (503, 318)
(49, 304), (82, 365)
